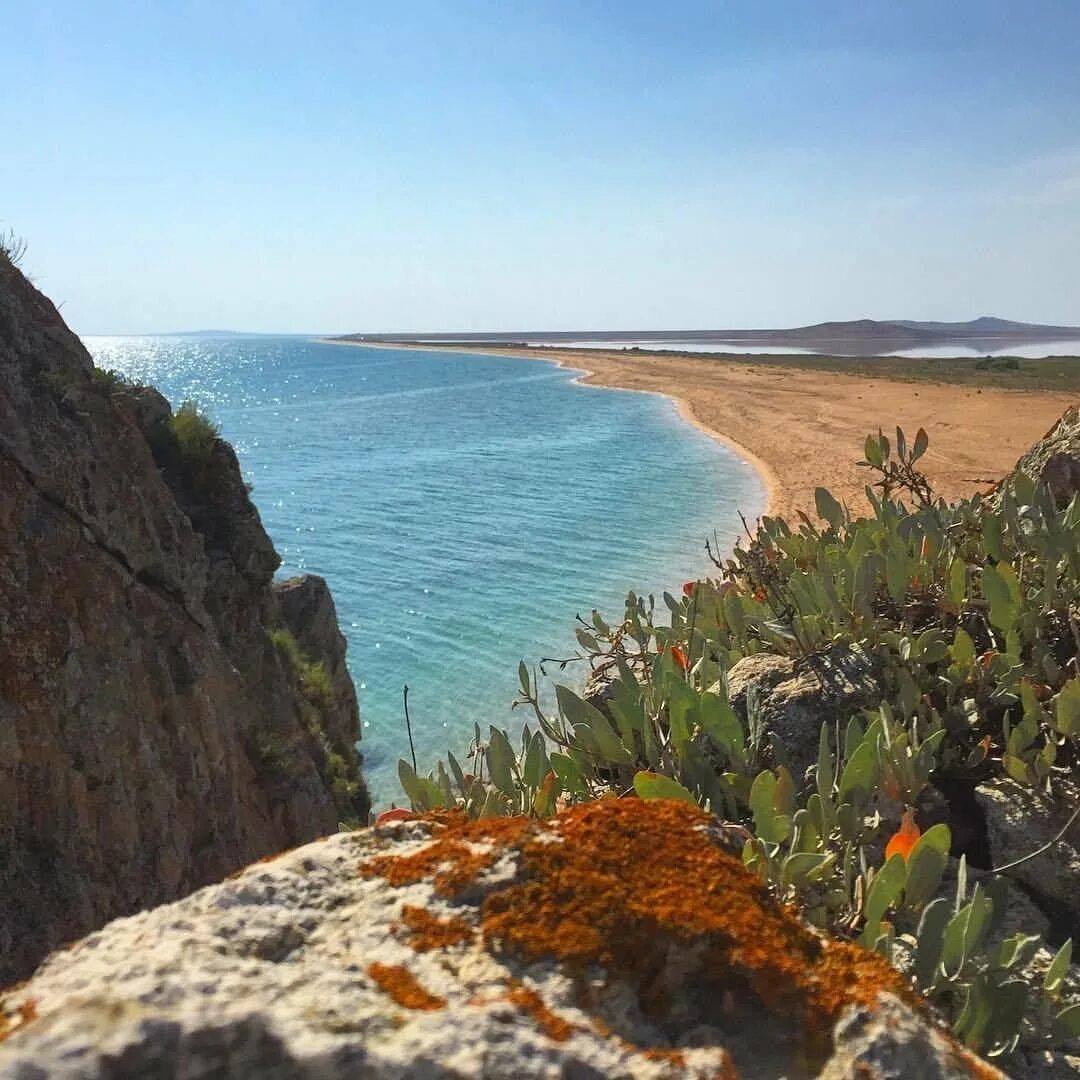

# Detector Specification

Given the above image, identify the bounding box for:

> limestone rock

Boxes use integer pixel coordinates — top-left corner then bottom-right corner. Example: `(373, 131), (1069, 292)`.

(822, 995), (1002, 1079)
(0, 800), (1000, 1079)
(727, 645), (881, 781)
(993, 404), (1080, 508)
(0, 256), (368, 985)
(974, 777), (1080, 927)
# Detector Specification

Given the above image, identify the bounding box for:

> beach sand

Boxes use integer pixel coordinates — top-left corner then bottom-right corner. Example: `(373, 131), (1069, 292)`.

(322, 340), (1076, 522)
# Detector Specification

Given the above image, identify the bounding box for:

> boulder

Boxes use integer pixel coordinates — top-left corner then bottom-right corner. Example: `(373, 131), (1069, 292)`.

(974, 777), (1080, 931)
(727, 645), (881, 782)
(0, 800), (1001, 1079)
(992, 404), (1080, 508)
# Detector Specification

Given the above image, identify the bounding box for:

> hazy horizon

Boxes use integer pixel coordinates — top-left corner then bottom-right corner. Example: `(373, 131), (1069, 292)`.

(5, 1), (1080, 334)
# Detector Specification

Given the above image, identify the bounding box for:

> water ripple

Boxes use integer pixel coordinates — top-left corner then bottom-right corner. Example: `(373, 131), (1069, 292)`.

(84, 336), (764, 807)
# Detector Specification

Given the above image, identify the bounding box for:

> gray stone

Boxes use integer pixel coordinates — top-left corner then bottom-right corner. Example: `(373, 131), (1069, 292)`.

(727, 645), (881, 782)
(975, 777), (1080, 923)
(823, 995), (1003, 1079)
(991, 405), (1080, 508)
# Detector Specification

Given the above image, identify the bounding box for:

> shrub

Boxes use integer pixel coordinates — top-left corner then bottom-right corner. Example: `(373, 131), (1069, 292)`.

(91, 367), (134, 394)
(270, 627), (335, 711)
(0, 229), (27, 268)
(170, 401), (219, 478)
(398, 427), (1079, 1058)
(252, 731), (293, 777)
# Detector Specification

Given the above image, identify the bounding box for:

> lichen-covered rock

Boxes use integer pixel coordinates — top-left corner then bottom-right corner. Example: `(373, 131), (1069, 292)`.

(0, 800), (1000, 1079)
(0, 257), (368, 985)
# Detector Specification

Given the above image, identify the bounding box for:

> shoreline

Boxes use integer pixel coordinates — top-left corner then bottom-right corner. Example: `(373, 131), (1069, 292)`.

(318, 338), (1076, 522)
(317, 338), (782, 515)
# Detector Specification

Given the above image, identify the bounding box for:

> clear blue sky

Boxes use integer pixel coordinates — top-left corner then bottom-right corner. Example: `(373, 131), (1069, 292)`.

(4, 1), (1079, 333)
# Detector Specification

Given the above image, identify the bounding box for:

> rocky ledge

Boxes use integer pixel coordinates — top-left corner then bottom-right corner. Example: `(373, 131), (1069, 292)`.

(0, 255), (369, 985)
(0, 800), (999, 1079)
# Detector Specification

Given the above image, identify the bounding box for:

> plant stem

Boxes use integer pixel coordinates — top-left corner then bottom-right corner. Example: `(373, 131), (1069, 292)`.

(992, 800), (1080, 875)
(402, 684), (417, 773)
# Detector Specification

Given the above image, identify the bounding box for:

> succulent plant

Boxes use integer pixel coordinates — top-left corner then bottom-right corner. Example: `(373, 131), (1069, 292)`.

(398, 427), (1078, 1059)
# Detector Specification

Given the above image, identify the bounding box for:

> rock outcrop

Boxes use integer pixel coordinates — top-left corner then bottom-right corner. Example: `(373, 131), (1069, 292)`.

(992, 404), (1080, 508)
(726, 645), (882, 783)
(0, 256), (369, 986)
(0, 799), (1000, 1079)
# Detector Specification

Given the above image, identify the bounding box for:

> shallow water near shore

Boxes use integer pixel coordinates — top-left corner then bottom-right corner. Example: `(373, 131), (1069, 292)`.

(86, 336), (764, 808)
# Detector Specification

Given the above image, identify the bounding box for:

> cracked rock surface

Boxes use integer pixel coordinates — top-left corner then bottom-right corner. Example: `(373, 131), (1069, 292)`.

(0, 801), (1001, 1079)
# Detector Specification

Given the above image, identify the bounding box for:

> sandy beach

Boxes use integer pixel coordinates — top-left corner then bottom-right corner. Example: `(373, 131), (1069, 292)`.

(321, 340), (1076, 521)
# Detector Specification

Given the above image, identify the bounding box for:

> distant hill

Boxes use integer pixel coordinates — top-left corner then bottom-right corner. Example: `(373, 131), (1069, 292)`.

(336, 316), (1080, 352)
(891, 317), (1080, 335)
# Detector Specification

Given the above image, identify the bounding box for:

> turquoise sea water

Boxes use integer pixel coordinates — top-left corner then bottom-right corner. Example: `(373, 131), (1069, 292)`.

(85, 336), (764, 807)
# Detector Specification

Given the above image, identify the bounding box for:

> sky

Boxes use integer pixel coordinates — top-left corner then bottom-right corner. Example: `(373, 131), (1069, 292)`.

(3, 1), (1080, 333)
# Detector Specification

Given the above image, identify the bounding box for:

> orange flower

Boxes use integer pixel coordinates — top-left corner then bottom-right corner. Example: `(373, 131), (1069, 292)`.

(978, 650), (996, 671)
(753, 588), (767, 603)
(682, 580), (697, 597)
(884, 809), (921, 863)
(375, 807), (416, 826)
(670, 644), (689, 671)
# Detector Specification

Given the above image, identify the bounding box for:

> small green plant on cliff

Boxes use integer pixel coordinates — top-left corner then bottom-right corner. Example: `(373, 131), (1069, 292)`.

(270, 627), (335, 711)
(170, 401), (220, 483)
(0, 228), (27, 268)
(269, 625), (367, 824)
(397, 427), (1079, 1058)
(90, 366), (134, 394)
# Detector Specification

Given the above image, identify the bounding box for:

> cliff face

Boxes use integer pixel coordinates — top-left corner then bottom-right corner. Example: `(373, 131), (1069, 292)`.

(0, 256), (369, 985)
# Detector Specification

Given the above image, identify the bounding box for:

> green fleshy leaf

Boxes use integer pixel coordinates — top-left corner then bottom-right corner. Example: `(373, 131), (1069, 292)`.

(903, 824), (951, 910)
(815, 486), (844, 530)
(914, 897), (951, 991)
(1053, 1002), (1080, 1042)
(1056, 679), (1080, 737)
(859, 854), (908, 947)
(632, 770), (698, 806)
(549, 751), (588, 795)
(1044, 939), (1073, 996)
(982, 561), (1021, 634)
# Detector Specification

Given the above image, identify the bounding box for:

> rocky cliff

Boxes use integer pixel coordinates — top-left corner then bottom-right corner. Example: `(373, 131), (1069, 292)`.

(0, 254), (369, 985)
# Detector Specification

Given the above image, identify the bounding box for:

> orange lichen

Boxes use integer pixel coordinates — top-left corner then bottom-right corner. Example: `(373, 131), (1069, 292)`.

(360, 813), (531, 897)
(367, 962), (445, 1011)
(362, 799), (915, 1063)
(480, 800), (913, 1029)
(506, 981), (575, 1042)
(642, 1047), (687, 1066)
(0, 998), (37, 1043)
(399, 904), (475, 951)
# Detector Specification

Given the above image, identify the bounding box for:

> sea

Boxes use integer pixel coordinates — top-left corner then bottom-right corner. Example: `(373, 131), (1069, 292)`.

(84, 336), (764, 808)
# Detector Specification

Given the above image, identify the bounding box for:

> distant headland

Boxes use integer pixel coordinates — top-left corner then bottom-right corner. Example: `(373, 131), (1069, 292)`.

(331, 316), (1080, 356)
